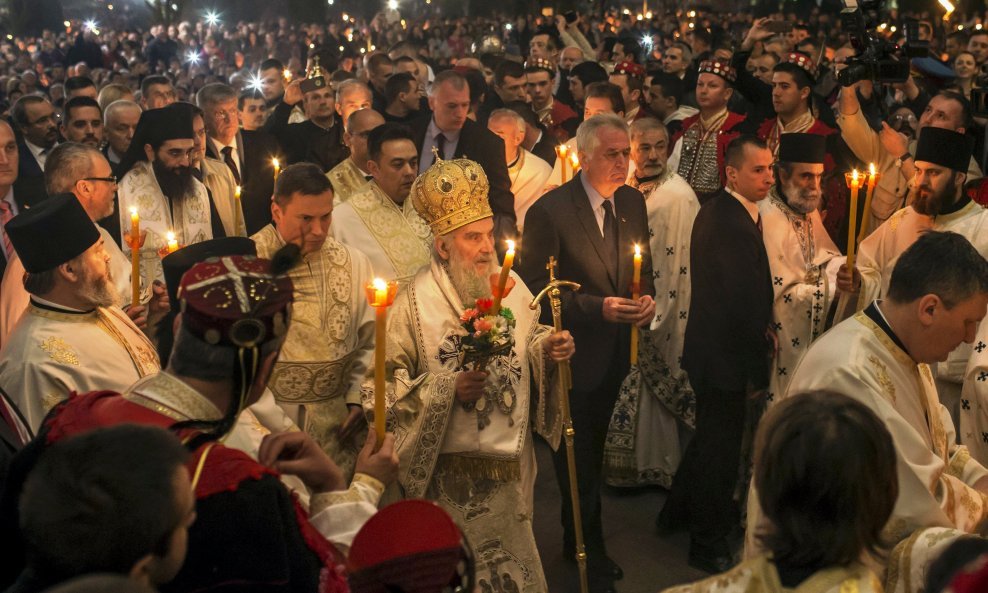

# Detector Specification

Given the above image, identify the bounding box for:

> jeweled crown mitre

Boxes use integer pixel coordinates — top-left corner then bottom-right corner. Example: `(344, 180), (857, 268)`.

(411, 152), (492, 236)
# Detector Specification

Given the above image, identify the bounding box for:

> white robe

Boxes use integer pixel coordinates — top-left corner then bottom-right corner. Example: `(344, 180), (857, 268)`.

(0, 299), (160, 430)
(509, 148), (552, 233)
(747, 309), (988, 581)
(759, 192), (843, 400)
(0, 225), (132, 350)
(330, 181), (432, 285)
(604, 171), (699, 487)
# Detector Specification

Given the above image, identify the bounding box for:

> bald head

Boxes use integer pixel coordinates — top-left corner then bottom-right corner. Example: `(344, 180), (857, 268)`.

(345, 109), (386, 168)
(103, 100), (142, 158)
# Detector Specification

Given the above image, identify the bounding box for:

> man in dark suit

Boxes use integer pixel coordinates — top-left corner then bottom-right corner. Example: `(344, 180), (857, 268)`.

(410, 70), (517, 258)
(659, 135), (775, 572)
(198, 82), (280, 235)
(0, 121), (21, 288)
(519, 114), (655, 593)
(264, 77), (347, 175)
(10, 95), (58, 211)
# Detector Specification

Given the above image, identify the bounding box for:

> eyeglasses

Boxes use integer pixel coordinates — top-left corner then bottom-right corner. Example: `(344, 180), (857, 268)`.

(82, 176), (118, 184)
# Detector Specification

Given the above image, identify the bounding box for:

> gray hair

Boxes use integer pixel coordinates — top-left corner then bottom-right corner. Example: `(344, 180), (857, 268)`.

(576, 113), (629, 155)
(195, 82), (238, 109)
(44, 142), (103, 195)
(488, 108), (525, 134)
(428, 70), (467, 98)
(630, 116), (668, 141)
(335, 79), (372, 103)
(103, 99), (141, 126)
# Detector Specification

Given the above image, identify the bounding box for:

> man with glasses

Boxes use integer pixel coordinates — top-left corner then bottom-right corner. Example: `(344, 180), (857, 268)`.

(117, 103), (220, 283)
(327, 109), (384, 205)
(11, 95), (59, 209)
(198, 82), (279, 235)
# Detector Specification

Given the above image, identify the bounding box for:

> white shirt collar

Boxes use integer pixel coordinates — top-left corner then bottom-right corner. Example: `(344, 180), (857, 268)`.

(726, 187), (760, 224)
(24, 139), (51, 160)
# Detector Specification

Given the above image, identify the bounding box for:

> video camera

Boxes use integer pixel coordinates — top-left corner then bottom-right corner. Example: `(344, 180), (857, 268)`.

(837, 0), (928, 86)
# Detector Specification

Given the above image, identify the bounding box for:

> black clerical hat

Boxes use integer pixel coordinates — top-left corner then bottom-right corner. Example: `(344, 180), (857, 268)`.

(5, 194), (100, 273)
(161, 237), (257, 309)
(778, 133), (827, 165)
(117, 102), (196, 175)
(915, 127), (973, 173)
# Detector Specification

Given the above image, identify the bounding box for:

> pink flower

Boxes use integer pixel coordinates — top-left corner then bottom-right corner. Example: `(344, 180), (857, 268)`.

(460, 308), (478, 322)
(475, 318), (493, 332)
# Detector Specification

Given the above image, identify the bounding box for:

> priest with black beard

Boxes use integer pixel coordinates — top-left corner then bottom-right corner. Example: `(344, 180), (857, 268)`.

(835, 127), (988, 423)
(116, 103), (225, 283)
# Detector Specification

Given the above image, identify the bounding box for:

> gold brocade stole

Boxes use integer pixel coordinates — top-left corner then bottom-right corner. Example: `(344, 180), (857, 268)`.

(345, 185), (432, 283)
(96, 307), (161, 377)
(327, 158), (369, 203)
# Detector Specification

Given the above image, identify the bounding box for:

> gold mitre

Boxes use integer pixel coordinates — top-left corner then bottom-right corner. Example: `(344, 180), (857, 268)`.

(411, 152), (492, 236)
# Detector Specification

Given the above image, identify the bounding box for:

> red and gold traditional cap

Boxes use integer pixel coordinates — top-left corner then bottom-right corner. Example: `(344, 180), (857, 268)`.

(348, 500), (473, 593)
(698, 59), (737, 84)
(784, 51), (816, 79)
(524, 56), (555, 74)
(177, 255), (293, 349)
(613, 60), (645, 80)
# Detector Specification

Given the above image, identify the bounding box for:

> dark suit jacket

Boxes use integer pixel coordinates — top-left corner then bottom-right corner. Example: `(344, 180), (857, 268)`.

(410, 115), (517, 256)
(518, 174), (654, 391)
(681, 189), (773, 392)
(531, 132), (557, 168)
(206, 130), (280, 235)
(12, 143), (46, 213)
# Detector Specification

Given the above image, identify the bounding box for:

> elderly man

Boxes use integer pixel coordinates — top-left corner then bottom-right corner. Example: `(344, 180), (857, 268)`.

(139, 75), (177, 110)
(519, 114), (654, 592)
(487, 108), (552, 234)
(327, 109), (385, 205)
(0, 142), (157, 347)
(0, 195), (159, 430)
(604, 117), (699, 491)
(252, 163), (375, 478)
(102, 100), (141, 167)
(335, 79), (374, 126)
(751, 232), (988, 589)
(331, 123), (430, 284)
(377, 155), (574, 593)
(760, 133), (843, 400)
(411, 70), (517, 257)
(838, 128), (988, 431)
(265, 69), (348, 173)
(198, 83), (280, 235)
(60, 97), (103, 149)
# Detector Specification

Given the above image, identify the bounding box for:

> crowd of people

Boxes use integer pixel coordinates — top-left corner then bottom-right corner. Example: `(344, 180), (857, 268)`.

(1, 2), (988, 593)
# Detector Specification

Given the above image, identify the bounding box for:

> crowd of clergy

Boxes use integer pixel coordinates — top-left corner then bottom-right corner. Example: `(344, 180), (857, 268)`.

(3, 6), (988, 593)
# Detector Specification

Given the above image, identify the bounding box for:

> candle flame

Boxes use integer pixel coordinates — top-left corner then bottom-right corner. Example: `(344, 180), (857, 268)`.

(938, 0), (954, 18)
(282, 69), (291, 80)
(869, 163), (876, 176)
(852, 169), (859, 181)
(166, 231), (176, 242)
(235, 185), (242, 195)
(557, 144), (568, 156)
(272, 158), (280, 168)
(371, 278), (388, 291)
(634, 244), (641, 256)
(129, 207), (138, 216)
(506, 240), (515, 253)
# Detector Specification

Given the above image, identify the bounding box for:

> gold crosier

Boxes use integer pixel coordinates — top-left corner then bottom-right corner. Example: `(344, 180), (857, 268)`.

(529, 256), (588, 593)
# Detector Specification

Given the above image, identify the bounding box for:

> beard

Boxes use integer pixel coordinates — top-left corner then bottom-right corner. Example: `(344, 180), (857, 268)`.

(78, 263), (119, 308)
(153, 159), (195, 204)
(445, 247), (496, 304)
(782, 180), (822, 215)
(912, 175), (957, 217)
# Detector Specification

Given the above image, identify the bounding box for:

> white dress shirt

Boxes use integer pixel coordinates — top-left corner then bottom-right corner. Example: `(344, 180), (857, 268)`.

(25, 140), (52, 171)
(210, 136), (242, 179)
(580, 172), (612, 237)
(727, 187), (761, 225)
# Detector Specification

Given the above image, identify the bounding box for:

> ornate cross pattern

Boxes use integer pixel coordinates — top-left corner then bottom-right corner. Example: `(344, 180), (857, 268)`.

(183, 256), (277, 313)
(783, 294), (792, 304)
(666, 247), (674, 256)
(962, 399), (971, 410)
(977, 341), (987, 353)
(979, 371), (988, 382)
(791, 337), (800, 347)
(668, 290), (677, 299)
(773, 276), (783, 286)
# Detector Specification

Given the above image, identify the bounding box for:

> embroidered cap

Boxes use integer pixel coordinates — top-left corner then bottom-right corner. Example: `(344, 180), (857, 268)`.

(411, 154), (492, 236)
(162, 237), (257, 310)
(697, 59), (737, 84)
(348, 500), (474, 593)
(613, 60), (646, 80)
(783, 51), (817, 80)
(524, 56), (555, 75)
(178, 255), (293, 349)
(914, 127), (974, 173)
(778, 133), (827, 165)
(5, 193), (100, 273)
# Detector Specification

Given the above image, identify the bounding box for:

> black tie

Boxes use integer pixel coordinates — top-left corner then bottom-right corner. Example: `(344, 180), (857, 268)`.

(221, 146), (242, 185)
(602, 200), (618, 270)
(756, 213), (763, 235)
(434, 133), (447, 165)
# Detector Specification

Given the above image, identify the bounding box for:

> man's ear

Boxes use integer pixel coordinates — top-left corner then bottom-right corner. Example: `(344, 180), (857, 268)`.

(366, 159), (380, 177)
(58, 260), (82, 284)
(434, 235), (450, 261)
(144, 143), (155, 162)
(128, 553), (156, 586)
(916, 293), (940, 327)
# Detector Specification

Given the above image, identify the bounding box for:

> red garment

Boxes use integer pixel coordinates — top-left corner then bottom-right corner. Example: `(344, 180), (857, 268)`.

(672, 111), (747, 190)
(44, 390), (350, 593)
(548, 99), (578, 143)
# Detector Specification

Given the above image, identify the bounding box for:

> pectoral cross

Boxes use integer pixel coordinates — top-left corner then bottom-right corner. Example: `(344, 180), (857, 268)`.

(547, 256), (558, 281)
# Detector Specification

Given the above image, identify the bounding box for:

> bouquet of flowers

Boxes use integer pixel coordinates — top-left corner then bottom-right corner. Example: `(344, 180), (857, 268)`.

(458, 275), (517, 370)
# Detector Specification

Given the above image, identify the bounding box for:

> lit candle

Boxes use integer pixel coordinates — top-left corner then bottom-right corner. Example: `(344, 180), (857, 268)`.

(631, 244), (642, 365)
(129, 207), (140, 308)
(234, 185), (243, 236)
(491, 240), (516, 313)
(857, 163), (879, 246)
(165, 231), (179, 254)
(282, 68), (292, 81)
(557, 144), (569, 184)
(365, 278), (397, 449)
(569, 151), (581, 172)
(272, 158), (281, 182)
(846, 169), (860, 270)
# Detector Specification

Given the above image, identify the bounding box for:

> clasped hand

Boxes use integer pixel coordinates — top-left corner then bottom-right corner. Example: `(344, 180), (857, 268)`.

(602, 295), (655, 326)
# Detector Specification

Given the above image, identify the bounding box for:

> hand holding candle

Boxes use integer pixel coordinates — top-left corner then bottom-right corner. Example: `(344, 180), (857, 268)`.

(557, 145), (569, 183)
(365, 278), (398, 449)
(492, 240), (516, 313)
(846, 169), (861, 270)
(631, 244), (642, 365)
